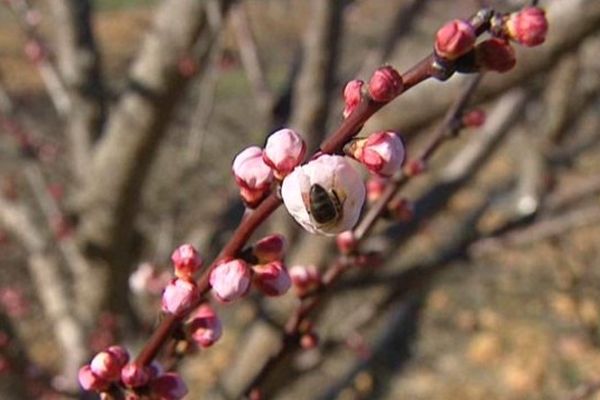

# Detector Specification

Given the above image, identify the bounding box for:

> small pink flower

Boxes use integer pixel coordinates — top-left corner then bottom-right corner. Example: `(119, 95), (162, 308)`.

(252, 261), (292, 297)
(343, 79), (364, 118)
(209, 259), (251, 303)
(232, 146), (274, 207)
(171, 244), (202, 279)
(350, 131), (406, 177)
(475, 38), (516, 73)
(281, 155), (366, 235)
(289, 265), (321, 295)
(106, 345), (129, 368)
(78, 365), (109, 391)
(336, 231), (357, 254)
(187, 304), (222, 348)
(253, 234), (286, 264)
(263, 129), (306, 179)
(435, 19), (476, 60)
(149, 373), (188, 400)
(506, 7), (548, 47)
(368, 66), (403, 102)
(89, 351), (121, 382)
(462, 109), (486, 128)
(121, 363), (150, 388)
(161, 279), (200, 316)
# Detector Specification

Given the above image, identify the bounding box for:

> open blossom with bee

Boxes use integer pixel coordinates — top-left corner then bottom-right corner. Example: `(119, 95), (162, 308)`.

(281, 154), (366, 235)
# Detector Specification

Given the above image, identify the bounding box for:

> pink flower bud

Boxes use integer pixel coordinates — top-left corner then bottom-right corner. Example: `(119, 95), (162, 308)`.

(161, 278), (200, 316)
(289, 265), (320, 294)
(149, 373), (188, 400)
(404, 159), (426, 177)
(239, 187), (270, 209)
(368, 66), (403, 102)
(253, 234), (286, 264)
(300, 332), (319, 349)
(366, 176), (387, 203)
(475, 38), (516, 73)
(171, 244), (202, 279)
(24, 40), (46, 64)
(187, 304), (223, 347)
(263, 129), (306, 179)
(121, 363), (150, 388)
(252, 261), (292, 297)
(78, 365), (109, 391)
(343, 79), (364, 118)
(209, 259), (251, 303)
(106, 345), (129, 368)
(506, 7), (548, 47)
(232, 146), (273, 193)
(435, 19), (476, 60)
(462, 109), (486, 128)
(336, 231), (357, 254)
(90, 351), (121, 382)
(352, 131), (406, 177)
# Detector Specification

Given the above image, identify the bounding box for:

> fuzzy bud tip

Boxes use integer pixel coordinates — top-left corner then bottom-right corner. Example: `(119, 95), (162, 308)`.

(435, 19), (476, 60)
(368, 66), (403, 102)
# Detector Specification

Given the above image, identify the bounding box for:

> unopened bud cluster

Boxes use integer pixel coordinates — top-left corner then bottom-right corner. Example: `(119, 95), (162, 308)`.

(233, 129), (306, 207)
(210, 234), (291, 301)
(78, 346), (189, 399)
(433, 7), (547, 75)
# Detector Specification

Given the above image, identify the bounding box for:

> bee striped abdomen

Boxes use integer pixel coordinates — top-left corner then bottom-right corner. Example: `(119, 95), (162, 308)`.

(308, 184), (342, 225)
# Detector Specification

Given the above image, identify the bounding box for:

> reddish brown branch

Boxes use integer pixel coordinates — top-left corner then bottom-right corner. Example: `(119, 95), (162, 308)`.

(241, 75), (486, 398)
(133, 7), (494, 381)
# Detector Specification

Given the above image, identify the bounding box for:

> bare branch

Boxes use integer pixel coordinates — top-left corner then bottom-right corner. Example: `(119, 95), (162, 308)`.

(231, 1), (274, 116)
(4, 0), (71, 115)
(369, 0), (600, 132)
(76, 0), (235, 320)
(290, 0), (345, 152)
(0, 196), (86, 388)
(48, 0), (106, 181)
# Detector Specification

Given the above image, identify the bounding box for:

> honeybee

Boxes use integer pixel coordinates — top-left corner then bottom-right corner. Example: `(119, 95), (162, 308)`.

(306, 184), (343, 227)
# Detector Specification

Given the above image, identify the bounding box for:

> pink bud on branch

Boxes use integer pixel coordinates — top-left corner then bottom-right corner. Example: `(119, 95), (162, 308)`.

(161, 279), (200, 316)
(171, 244), (202, 279)
(121, 363), (150, 388)
(368, 66), (403, 102)
(289, 265), (321, 296)
(505, 7), (548, 47)
(462, 109), (486, 128)
(209, 258), (251, 303)
(263, 129), (306, 180)
(475, 38), (516, 73)
(336, 231), (357, 254)
(435, 19), (476, 60)
(149, 373), (188, 400)
(252, 261), (292, 297)
(78, 365), (109, 391)
(187, 304), (222, 348)
(90, 350), (122, 382)
(233, 146), (274, 208)
(252, 234), (286, 264)
(366, 176), (387, 203)
(346, 131), (406, 177)
(342, 79), (364, 118)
